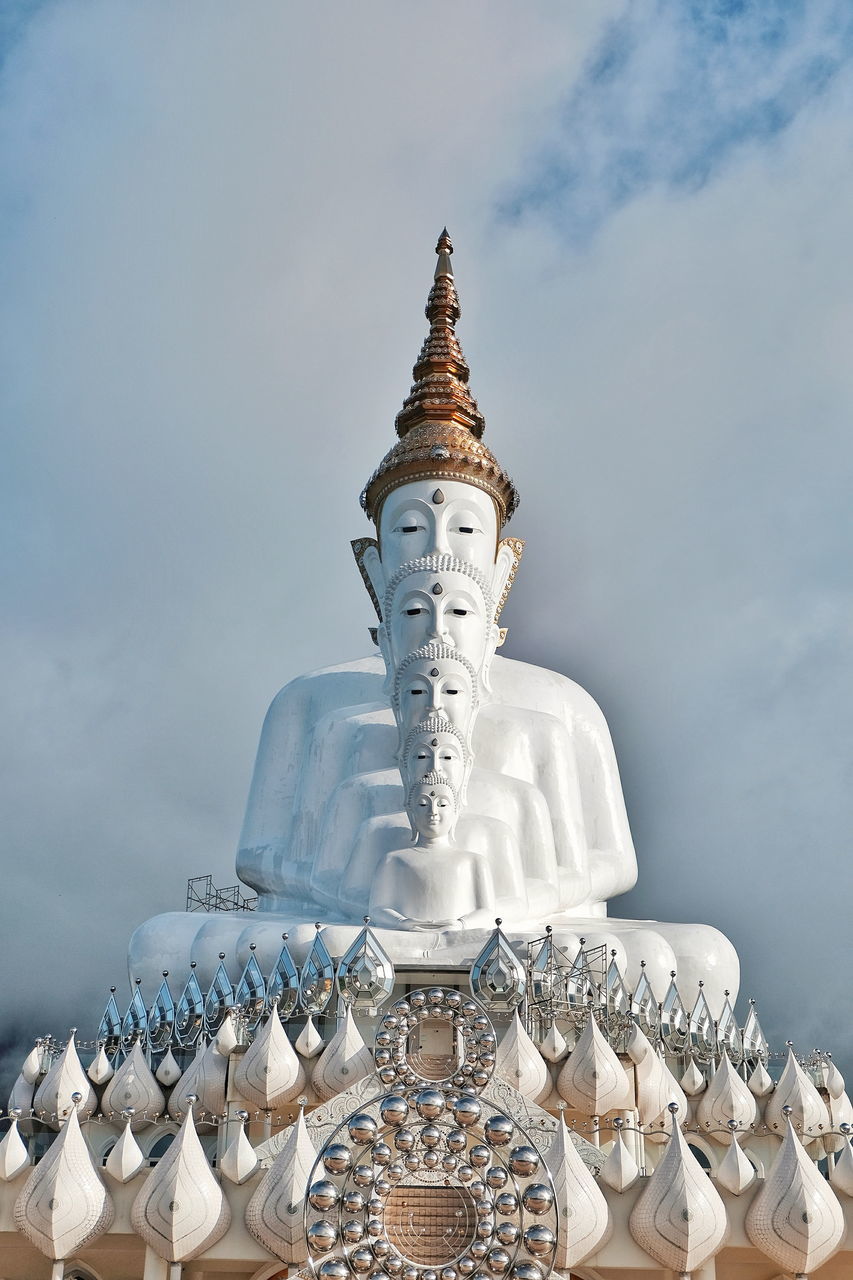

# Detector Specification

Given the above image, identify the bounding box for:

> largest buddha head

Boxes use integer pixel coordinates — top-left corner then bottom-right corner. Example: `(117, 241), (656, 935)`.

(353, 231), (523, 688)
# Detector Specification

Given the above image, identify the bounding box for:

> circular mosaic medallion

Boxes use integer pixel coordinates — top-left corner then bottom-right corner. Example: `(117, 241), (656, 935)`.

(304, 1086), (557, 1280)
(373, 988), (497, 1096)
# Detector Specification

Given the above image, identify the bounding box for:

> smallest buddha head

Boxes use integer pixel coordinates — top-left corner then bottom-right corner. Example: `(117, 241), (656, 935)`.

(401, 716), (471, 800)
(405, 771), (459, 846)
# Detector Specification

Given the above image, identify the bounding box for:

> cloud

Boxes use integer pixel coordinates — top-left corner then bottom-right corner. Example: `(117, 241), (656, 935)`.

(500, 0), (853, 239)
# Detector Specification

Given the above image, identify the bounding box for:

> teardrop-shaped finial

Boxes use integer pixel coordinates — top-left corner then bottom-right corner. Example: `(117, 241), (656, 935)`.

(745, 1116), (845, 1273)
(629, 1123), (727, 1272)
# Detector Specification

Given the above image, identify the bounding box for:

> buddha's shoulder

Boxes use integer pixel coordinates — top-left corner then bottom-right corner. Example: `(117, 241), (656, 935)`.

(490, 655), (609, 726)
(266, 654), (386, 715)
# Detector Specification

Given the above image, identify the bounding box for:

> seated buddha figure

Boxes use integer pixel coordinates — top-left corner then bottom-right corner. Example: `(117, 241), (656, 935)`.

(128, 233), (739, 1012)
(369, 772), (527, 930)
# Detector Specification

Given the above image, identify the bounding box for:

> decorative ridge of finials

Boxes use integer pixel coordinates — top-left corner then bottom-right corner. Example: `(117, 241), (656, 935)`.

(395, 228), (486, 441)
(361, 234), (519, 525)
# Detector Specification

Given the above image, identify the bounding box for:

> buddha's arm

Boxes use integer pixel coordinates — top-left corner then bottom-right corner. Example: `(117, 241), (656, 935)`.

(236, 679), (314, 896)
(311, 771), (404, 895)
(571, 696), (638, 902)
(236, 661), (385, 897)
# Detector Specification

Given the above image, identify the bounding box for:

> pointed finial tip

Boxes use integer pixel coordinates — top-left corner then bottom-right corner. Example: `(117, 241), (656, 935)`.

(436, 227), (453, 255)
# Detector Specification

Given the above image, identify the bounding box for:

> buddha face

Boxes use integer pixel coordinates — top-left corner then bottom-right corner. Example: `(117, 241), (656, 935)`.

(395, 656), (476, 736)
(403, 729), (468, 795)
(379, 480), (498, 578)
(386, 567), (493, 672)
(406, 779), (458, 845)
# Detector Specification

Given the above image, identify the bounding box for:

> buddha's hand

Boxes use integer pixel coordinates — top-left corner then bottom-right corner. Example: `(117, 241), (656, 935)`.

(369, 905), (446, 933)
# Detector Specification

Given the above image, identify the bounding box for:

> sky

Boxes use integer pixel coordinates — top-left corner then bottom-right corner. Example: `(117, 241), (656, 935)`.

(1, 0), (852, 1090)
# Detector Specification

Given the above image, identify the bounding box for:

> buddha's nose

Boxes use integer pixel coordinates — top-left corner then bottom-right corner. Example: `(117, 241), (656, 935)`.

(427, 611), (449, 644)
(432, 522), (452, 556)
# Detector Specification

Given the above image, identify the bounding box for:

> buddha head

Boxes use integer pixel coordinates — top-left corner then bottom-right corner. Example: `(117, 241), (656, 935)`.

(405, 771), (459, 846)
(393, 644), (479, 738)
(378, 555), (497, 682)
(378, 478), (500, 578)
(401, 716), (471, 799)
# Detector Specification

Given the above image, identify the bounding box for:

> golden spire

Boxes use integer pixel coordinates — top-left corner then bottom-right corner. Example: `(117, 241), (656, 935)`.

(361, 233), (518, 527)
(395, 229), (486, 440)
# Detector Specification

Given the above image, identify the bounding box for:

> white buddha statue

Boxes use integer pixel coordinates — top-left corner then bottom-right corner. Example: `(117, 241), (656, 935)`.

(129, 232), (739, 1011)
(369, 771), (525, 931)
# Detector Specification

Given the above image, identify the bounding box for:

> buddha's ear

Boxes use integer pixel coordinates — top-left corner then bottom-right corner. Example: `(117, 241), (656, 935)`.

(377, 623), (394, 694)
(350, 538), (385, 621)
(492, 537), (524, 623)
(459, 751), (475, 805)
(481, 623), (500, 695)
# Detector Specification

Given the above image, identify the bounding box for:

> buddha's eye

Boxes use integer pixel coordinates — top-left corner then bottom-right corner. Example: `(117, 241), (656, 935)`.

(452, 608), (469, 617)
(399, 525), (420, 534)
(445, 687), (459, 697)
(406, 606), (424, 616)
(458, 526), (475, 535)
(439, 751), (452, 762)
(416, 750), (428, 760)
(410, 689), (425, 697)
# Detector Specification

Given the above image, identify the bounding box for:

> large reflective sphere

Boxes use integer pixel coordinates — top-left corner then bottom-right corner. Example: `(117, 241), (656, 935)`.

(510, 1266), (544, 1280)
(508, 1146), (539, 1178)
(523, 1225), (555, 1258)
(352, 1164), (374, 1187)
(521, 1185), (554, 1216)
(323, 1143), (352, 1175)
(348, 1114), (378, 1145)
(308, 1180), (338, 1211)
(395, 1127), (416, 1152)
(380, 1096), (409, 1127)
(342, 1189), (365, 1214)
(421, 1124), (442, 1148)
(453, 1095), (482, 1127)
(484, 1116), (514, 1147)
(485, 1248), (511, 1275)
(318, 1261), (349, 1280)
(307, 1221), (337, 1254)
(415, 1088), (446, 1119)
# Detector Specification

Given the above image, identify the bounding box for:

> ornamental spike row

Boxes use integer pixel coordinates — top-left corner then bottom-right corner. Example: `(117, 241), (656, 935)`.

(3, 961), (852, 1275)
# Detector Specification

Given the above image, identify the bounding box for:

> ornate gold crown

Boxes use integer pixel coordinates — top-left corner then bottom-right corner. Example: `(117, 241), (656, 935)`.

(360, 231), (519, 527)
